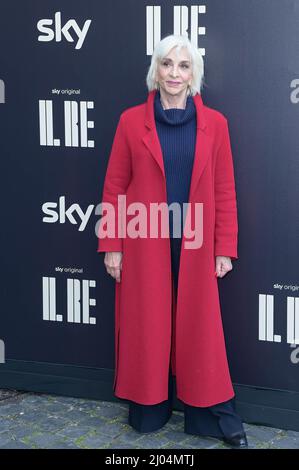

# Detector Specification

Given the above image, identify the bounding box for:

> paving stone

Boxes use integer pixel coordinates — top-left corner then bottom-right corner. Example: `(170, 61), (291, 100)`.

(18, 410), (50, 424)
(188, 440), (221, 449)
(1, 440), (32, 449)
(0, 432), (15, 447)
(246, 424), (282, 442)
(245, 435), (272, 449)
(183, 434), (222, 449)
(18, 395), (49, 406)
(114, 428), (151, 445)
(78, 417), (124, 437)
(0, 418), (18, 433)
(110, 413), (129, 424)
(56, 424), (98, 440)
(160, 429), (193, 445)
(6, 403), (37, 417)
(74, 433), (111, 449)
(47, 441), (82, 449)
(65, 402), (102, 414)
(134, 433), (172, 448)
(284, 430), (299, 438)
(268, 436), (299, 449)
(75, 415), (109, 428)
(41, 402), (73, 413)
(62, 397), (98, 406)
(33, 416), (71, 433)
(20, 432), (70, 449)
(61, 409), (95, 422)
(1, 388), (298, 450)
(0, 404), (21, 417)
(162, 443), (201, 449)
(41, 395), (81, 406)
(105, 439), (140, 449)
(10, 425), (41, 440)
(88, 405), (127, 420)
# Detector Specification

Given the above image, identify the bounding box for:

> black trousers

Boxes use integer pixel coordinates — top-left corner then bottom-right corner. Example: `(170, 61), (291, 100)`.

(128, 237), (245, 437)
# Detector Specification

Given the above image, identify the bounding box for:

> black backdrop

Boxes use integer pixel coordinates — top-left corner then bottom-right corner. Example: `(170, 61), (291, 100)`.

(0, 0), (299, 430)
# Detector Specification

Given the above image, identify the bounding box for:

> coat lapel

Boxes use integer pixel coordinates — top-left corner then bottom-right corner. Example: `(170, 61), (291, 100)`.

(142, 89), (212, 201)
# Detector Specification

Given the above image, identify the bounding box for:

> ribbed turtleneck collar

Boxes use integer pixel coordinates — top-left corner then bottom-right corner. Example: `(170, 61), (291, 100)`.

(154, 89), (196, 126)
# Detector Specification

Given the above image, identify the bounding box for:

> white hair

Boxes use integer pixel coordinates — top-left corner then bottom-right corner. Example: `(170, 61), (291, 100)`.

(146, 34), (205, 96)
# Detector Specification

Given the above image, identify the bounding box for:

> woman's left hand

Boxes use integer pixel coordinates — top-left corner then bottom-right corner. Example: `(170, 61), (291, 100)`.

(215, 256), (232, 278)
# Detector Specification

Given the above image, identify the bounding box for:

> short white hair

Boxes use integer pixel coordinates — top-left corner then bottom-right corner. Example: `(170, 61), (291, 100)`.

(146, 34), (205, 96)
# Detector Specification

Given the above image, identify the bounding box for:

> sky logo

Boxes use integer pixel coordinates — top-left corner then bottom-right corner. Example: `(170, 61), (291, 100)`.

(37, 11), (91, 50)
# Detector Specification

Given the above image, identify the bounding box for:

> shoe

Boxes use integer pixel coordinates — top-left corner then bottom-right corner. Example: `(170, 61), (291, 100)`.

(222, 432), (248, 449)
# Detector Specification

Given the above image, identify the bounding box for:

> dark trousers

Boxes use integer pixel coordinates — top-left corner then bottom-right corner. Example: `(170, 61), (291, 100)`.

(128, 237), (245, 437)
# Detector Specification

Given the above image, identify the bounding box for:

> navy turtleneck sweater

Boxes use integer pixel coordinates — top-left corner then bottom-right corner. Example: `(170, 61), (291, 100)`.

(154, 90), (197, 238)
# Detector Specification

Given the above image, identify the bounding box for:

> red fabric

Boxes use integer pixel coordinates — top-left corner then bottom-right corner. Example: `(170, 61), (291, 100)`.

(97, 89), (238, 406)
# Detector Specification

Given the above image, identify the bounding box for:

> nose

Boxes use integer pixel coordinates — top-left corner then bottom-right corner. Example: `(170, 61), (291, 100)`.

(169, 64), (179, 78)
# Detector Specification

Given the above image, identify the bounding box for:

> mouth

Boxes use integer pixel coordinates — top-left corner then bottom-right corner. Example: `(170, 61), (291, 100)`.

(166, 81), (181, 86)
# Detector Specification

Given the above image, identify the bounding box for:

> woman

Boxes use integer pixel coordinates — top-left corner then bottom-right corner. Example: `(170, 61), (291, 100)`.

(97, 34), (248, 449)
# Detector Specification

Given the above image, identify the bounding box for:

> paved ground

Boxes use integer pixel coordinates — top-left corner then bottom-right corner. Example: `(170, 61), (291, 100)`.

(0, 389), (299, 449)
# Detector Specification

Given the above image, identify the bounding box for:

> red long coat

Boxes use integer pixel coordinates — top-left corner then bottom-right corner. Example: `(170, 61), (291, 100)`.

(97, 89), (238, 406)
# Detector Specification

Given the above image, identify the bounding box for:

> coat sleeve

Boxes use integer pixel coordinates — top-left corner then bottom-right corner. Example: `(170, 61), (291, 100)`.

(214, 117), (238, 260)
(97, 113), (132, 253)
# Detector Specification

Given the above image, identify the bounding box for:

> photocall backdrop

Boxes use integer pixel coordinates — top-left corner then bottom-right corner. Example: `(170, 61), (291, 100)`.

(0, 0), (298, 429)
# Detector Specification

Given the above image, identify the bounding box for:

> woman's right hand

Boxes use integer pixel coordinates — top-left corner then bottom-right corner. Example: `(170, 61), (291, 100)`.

(104, 252), (123, 283)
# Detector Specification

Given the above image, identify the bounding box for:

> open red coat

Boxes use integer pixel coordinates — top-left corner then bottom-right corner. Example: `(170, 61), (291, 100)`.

(97, 89), (238, 406)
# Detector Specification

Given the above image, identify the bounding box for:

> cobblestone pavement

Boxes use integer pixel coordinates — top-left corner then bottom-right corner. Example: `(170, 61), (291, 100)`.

(0, 389), (299, 449)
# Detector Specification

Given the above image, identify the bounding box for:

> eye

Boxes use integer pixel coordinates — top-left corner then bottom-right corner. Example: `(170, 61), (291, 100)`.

(161, 61), (190, 68)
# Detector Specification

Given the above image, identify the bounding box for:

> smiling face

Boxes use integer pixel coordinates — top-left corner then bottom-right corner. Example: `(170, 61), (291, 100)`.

(155, 46), (193, 98)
